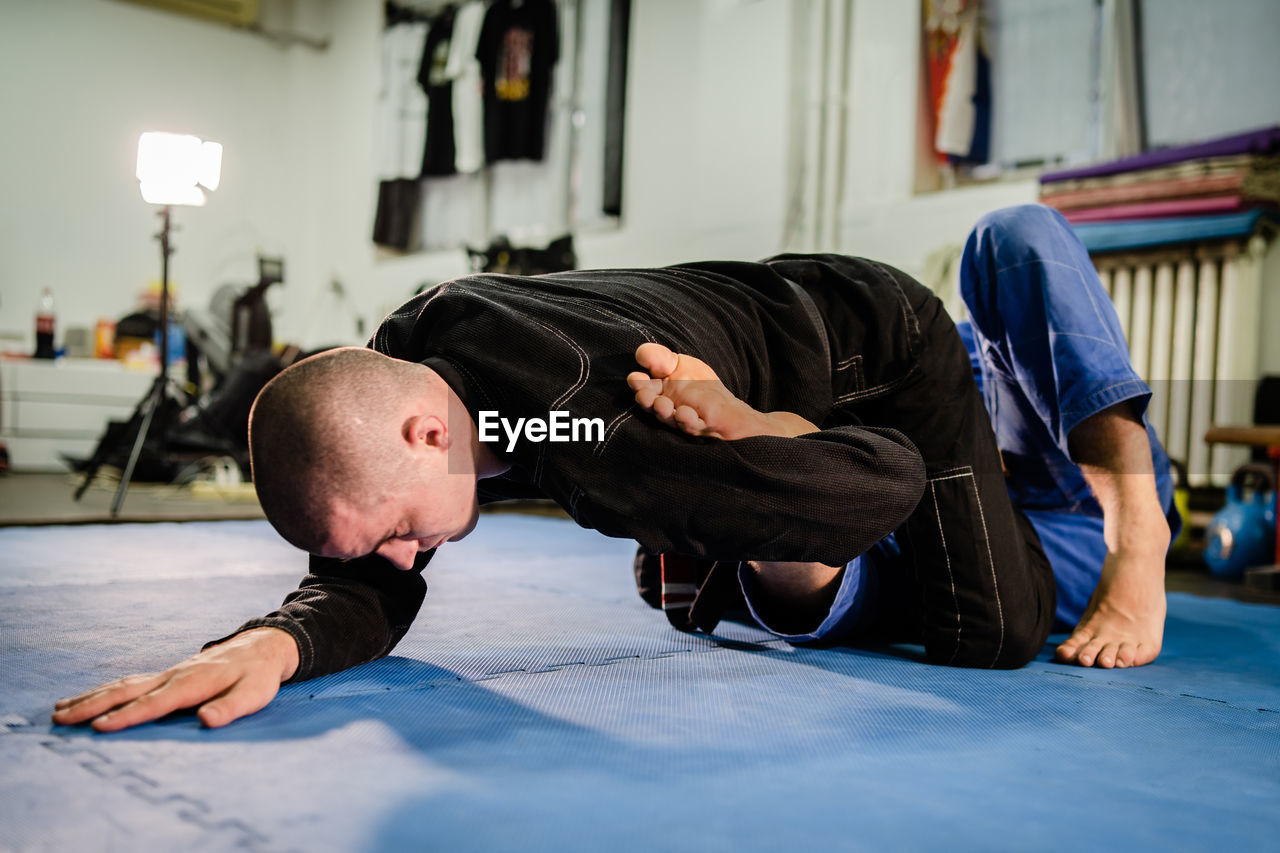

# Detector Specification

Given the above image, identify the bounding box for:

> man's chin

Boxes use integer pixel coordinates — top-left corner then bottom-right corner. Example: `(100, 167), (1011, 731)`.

(452, 509), (480, 542)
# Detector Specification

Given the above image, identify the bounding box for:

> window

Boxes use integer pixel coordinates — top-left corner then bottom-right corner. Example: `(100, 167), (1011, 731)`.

(927, 0), (1280, 178)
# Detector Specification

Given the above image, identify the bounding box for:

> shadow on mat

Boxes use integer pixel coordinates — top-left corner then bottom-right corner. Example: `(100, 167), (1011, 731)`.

(45, 644), (1034, 774)
(49, 657), (618, 760)
(54, 592), (1280, 760)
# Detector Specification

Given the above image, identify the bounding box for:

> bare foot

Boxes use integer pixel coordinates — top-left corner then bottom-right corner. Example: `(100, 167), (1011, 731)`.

(627, 343), (843, 624)
(1061, 401), (1170, 668)
(626, 342), (818, 439)
(1054, 550), (1166, 668)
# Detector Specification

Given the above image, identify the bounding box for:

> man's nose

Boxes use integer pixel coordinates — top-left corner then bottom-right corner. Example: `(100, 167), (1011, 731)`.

(375, 540), (416, 571)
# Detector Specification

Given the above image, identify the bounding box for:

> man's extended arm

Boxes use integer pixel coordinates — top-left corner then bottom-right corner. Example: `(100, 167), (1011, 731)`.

(1056, 400), (1170, 668)
(52, 551), (431, 731)
(206, 551), (431, 682)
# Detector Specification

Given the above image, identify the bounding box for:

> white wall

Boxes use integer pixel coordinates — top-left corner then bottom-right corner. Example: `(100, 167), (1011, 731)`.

(0, 0), (1113, 358)
(0, 0), (300, 349)
(0, 0), (802, 351)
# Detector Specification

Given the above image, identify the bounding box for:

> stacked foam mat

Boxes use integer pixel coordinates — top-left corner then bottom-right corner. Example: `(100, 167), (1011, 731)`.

(1040, 125), (1280, 252)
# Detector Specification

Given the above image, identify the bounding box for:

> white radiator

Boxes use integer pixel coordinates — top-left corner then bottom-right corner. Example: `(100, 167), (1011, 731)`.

(1095, 234), (1270, 486)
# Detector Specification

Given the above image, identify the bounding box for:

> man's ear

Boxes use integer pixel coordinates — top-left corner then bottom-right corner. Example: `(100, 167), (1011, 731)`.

(403, 413), (450, 451)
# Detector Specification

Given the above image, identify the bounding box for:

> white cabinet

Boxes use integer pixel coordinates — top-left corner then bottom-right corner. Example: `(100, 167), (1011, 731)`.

(0, 359), (154, 472)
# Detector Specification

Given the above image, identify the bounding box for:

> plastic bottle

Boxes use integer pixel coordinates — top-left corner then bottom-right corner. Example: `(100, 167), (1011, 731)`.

(34, 287), (56, 359)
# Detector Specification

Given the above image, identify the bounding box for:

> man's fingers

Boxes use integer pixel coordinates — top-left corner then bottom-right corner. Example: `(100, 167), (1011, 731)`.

(196, 677), (279, 729)
(89, 669), (238, 732)
(51, 674), (164, 725)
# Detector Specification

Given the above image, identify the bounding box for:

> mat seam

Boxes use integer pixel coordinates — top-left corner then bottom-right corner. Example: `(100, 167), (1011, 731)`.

(1034, 668), (1280, 714)
(289, 637), (792, 703)
(24, 735), (301, 853)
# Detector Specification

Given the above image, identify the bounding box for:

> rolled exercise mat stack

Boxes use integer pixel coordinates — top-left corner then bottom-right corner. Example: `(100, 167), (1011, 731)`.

(1038, 126), (1280, 496)
(1040, 125), (1280, 226)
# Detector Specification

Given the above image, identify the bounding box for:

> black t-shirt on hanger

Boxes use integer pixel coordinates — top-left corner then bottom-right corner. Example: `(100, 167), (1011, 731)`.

(418, 6), (458, 177)
(476, 0), (560, 163)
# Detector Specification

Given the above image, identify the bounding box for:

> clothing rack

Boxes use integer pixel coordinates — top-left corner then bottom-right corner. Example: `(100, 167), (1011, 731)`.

(385, 0), (460, 26)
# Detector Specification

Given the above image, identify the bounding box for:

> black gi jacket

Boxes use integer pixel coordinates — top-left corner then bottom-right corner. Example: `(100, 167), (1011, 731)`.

(216, 255), (937, 681)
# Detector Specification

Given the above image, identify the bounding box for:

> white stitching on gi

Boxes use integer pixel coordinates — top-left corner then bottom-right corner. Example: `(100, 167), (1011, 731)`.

(449, 361), (499, 412)
(871, 260), (921, 350)
(832, 365), (919, 405)
(967, 470), (1005, 667)
(594, 408), (634, 457)
(929, 471), (976, 483)
(929, 479), (962, 666)
(532, 319), (588, 485)
(834, 354), (865, 393)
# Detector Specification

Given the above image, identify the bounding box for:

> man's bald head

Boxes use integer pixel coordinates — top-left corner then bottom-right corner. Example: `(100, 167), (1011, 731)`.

(248, 347), (437, 552)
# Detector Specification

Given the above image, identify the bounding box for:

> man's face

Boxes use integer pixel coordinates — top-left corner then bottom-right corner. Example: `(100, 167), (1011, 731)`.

(317, 464), (480, 571)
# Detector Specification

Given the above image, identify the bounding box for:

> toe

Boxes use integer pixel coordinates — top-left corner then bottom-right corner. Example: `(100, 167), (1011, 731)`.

(1133, 642), (1160, 667)
(626, 371), (654, 391)
(635, 343), (679, 378)
(1077, 637), (1106, 667)
(673, 405), (707, 434)
(1055, 630), (1090, 662)
(633, 384), (659, 409)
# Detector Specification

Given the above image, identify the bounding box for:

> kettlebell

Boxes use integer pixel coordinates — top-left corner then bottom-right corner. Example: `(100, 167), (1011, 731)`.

(1204, 462), (1277, 577)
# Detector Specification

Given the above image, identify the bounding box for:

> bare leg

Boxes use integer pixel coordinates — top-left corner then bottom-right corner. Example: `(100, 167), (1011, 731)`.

(628, 343), (843, 620)
(1056, 401), (1170, 668)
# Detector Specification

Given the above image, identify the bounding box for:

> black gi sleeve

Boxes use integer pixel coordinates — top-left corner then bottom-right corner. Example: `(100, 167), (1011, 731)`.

(203, 550), (432, 683)
(574, 423), (926, 568)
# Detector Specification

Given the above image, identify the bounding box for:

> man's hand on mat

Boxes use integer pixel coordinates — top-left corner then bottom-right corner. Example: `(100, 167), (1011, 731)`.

(51, 627), (299, 732)
(1055, 550), (1167, 668)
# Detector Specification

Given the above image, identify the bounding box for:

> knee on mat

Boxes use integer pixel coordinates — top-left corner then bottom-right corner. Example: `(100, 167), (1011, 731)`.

(993, 615), (1052, 669)
(926, 612), (1051, 671)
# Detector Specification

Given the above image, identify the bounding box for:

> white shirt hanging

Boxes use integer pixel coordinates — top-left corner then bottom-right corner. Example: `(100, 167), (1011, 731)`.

(446, 1), (488, 174)
(375, 21), (430, 180)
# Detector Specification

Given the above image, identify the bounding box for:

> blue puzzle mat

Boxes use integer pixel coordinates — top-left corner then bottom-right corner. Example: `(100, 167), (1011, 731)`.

(1, 517), (1277, 851)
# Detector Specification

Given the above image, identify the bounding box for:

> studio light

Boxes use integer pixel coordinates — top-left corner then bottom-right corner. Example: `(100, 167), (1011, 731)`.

(77, 131), (224, 515)
(135, 131), (223, 206)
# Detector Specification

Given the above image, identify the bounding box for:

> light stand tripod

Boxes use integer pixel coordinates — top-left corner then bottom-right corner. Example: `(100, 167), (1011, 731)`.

(75, 206), (179, 515)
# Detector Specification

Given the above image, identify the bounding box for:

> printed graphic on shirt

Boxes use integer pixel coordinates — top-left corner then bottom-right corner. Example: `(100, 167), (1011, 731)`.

(495, 28), (534, 101)
(426, 34), (452, 88)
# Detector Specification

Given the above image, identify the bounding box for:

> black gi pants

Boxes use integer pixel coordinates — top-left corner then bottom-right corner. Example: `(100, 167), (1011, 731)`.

(641, 258), (1056, 670)
(846, 266), (1056, 669)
